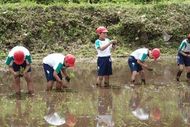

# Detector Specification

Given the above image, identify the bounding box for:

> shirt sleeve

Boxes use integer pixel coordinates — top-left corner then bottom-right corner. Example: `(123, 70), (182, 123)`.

(95, 40), (101, 49)
(25, 55), (32, 64)
(5, 56), (13, 65)
(178, 41), (186, 51)
(54, 63), (63, 74)
(140, 53), (148, 62)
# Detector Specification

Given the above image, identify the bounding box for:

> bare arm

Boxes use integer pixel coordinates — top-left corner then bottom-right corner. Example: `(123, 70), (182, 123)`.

(137, 60), (152, 71)
(62, 69), (70, 82)
(99, 40), (116, 51)
(62, 69), (68, 77)
(99, 42), (112, 51)
(179, 51), (189, 57)
(9, 66), (19, 76)
(53, 71), (62, 83)
(23, 64), (31, 74)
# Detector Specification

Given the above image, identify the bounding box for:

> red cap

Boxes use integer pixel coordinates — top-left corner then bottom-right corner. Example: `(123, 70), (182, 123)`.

(13, 51), (25, 65)
(65, 54), (75, 67)
(151, 107), (161, 121)
(96, 26), (108, 34)
(187, 34), (190, 40)
(152, 48), (160, 60)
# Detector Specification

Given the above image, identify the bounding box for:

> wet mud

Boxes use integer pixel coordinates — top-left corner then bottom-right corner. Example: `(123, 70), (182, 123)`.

(0, 59), (190, 127)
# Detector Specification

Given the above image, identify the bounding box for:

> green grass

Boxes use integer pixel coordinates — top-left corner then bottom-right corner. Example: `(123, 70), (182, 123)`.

(0, 0), (189, 8)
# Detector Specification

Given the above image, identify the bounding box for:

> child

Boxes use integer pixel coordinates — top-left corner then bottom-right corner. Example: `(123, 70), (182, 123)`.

(5, 46), (34, 95)
(43, 53), (75, 91)
(95, 26), (116, 87)
(128, 48), (160, 86)
(176, 34), (190, 82)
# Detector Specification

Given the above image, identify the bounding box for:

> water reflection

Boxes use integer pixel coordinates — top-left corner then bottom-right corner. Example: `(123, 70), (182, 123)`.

(129, 87), (151, 121)
(44, 93), (66, 126)
(44, 92), (77, 127)
(2, 60), (190, 126)
(96, 89), (114, 127)
(178, 87), (190, 126)
(5, 98), (32, 126)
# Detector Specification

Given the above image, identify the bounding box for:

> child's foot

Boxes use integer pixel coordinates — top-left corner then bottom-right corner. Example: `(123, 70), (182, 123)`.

(16, 91), (21, 96)
(15, 92), (21, 99)
(56, 88), (62, 92)
(104, 82), (110, 88)
(96, 83), (101, 87)
(104, 85), (111, 88)
(27, 90), (34, 96)
(176, 77), (179, 82)
(130, 83), (135, 87)
(141, 79), (146, 85)
(62, 85), (68, 89)
(130, 80), (135, 87)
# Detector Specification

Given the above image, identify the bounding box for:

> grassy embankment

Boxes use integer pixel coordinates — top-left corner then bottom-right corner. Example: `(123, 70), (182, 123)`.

(0, 1), (190, 60)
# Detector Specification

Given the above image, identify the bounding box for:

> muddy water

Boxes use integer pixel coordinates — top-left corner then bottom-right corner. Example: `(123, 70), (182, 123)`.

(0, 59), (190, 127)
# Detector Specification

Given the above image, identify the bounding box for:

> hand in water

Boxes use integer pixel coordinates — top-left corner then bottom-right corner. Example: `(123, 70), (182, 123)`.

(147, 68), (153, 71)
(65, 76), (70, 82)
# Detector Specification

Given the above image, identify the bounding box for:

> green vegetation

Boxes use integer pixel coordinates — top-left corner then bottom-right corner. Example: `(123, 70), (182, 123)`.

(0, 0), (189, 4)
(0, 1), (189, 58)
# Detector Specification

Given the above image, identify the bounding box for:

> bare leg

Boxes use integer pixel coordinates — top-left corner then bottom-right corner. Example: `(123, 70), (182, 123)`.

(186, 66), (190, 82)
(96, 76), (103, 87)
(131, 71), (138, 86)
(14, 75), (21, 95)
(55, 82), (63, 90)
(139, 70), (146, 84)
(176, 64), (184, 81)
(104, 75), (109, 87)
(46, 81), (54, 91)
(24, 72), (34, 94)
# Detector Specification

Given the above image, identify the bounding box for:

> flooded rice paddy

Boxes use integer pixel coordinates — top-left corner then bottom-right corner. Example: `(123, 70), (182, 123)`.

(0, 58), (190, 127)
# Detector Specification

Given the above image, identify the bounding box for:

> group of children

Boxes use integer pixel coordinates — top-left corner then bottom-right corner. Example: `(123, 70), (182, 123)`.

(5, 26), (190, 95)
(95, 26), (160, 87)
(5, 46), (75, 95)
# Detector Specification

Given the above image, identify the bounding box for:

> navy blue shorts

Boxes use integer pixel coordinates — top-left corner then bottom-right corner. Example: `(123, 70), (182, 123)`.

(177, 53), (190, 66)
(97, 56), (112, 76)
(128, 56), (143, 72)
(43, 63), (62, 81)
(12, 61), (31, 72)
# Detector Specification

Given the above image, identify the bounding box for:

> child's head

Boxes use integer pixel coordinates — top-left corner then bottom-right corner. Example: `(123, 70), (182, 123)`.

(14, 50), (25, 65)
(148, 48), (160, 60)
(64, 54), (75, 67)
(96, 26), (108, 40)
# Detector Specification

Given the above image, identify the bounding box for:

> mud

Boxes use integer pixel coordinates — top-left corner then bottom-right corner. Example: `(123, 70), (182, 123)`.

(0, 58), (190, 127)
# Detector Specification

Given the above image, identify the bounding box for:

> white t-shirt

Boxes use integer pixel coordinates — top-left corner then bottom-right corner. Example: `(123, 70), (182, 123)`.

(178, 39), (190, 52)
(130, 48), (149, 62)
(43, 53), (65, 73)
(95, 38), (112, 57)
(5, 46), (32, 65)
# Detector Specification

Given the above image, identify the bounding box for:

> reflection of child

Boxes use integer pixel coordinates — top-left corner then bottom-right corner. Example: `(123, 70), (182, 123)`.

(96, 89), (114, 126)
(43, 53), (75, 91)
(178, 89), (190, 124)
(129, 87), (161, 122)
(5, 46), (34, 95)
(176, 34), (190, 82)
(129, 87), (149, 120)
(128, 48), (160, 86)
(95, 26), (116, 87)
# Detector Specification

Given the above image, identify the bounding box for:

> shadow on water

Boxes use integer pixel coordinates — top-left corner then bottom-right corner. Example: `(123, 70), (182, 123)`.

(1, 59), (190, 126)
